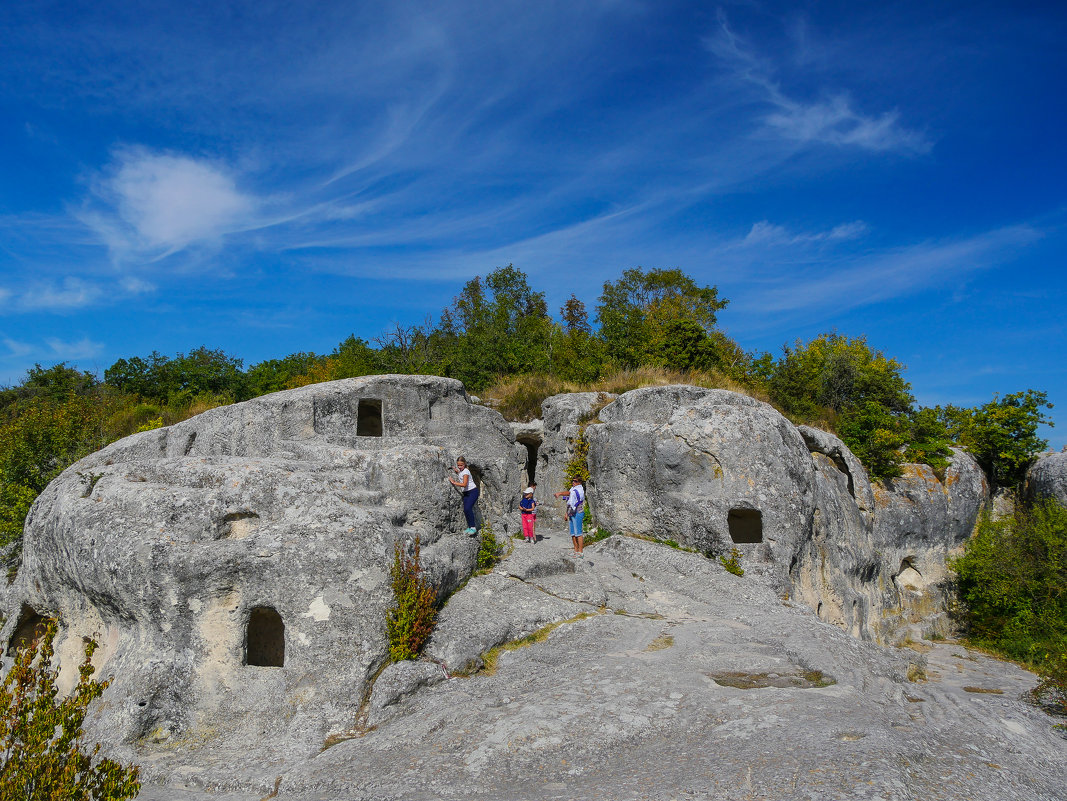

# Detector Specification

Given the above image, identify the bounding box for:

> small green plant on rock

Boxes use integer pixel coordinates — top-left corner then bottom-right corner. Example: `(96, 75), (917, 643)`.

(0, 621), (141, 801)
(720, 547), (744, 576)
(385, 537), (438, 661)
(475, 523), (501, 572)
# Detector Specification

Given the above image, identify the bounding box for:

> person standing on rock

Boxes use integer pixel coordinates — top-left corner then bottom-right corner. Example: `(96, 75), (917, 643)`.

(449, 457), (480, 535)
(554, 477), (586, 557)
(520, 487), (537, 543)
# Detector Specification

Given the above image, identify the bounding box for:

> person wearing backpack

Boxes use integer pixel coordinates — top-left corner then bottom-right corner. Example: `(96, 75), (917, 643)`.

(554, 477), (586, 557)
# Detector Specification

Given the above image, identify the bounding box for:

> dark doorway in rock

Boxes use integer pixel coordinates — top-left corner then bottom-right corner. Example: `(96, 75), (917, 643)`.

(357, 399), (383, 437)
(6, 605), (50, 656)
(728, 508), (763, 543)
(245, 606), (285, 667)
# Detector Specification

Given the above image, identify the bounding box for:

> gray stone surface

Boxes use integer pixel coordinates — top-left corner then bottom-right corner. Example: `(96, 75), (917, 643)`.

(535, 392), (615, 526)
(135, 533), (1066, 800)
(0, 375), (522, 755)
(586, 386), (817, 595)
(1026, 451), (1067, 507)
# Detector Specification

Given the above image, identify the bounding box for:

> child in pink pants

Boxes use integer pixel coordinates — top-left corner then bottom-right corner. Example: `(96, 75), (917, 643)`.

(519, 487), (537, 543)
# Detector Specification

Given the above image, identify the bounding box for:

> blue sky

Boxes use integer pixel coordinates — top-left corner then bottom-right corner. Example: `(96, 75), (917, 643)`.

(1, 1), (1064, 445)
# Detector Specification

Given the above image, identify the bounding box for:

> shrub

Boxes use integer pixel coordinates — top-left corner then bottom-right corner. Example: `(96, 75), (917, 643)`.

(385, 537), (438, 661)
(475, 523), (501, 572)
(0, 622), (141, 801)
(951, 499), (1067, 685)
(720, 547), (744, 577)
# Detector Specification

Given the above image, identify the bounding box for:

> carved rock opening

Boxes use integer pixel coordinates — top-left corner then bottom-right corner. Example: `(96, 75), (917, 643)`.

(728, 508), (763, 543)
(245, 606), (285, 667)
(7, 605), (49, 656)
(357, 399), (383, 437)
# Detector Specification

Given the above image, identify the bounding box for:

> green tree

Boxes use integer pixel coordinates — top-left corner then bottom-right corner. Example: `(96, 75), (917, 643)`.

(837, 401), (910, 481)
(769, 333), (913, 422)
(0, 622), (141, 800)
(105, 348), (247, 404)
(595, 267), (727, 368)
(245, 352), (324, 397)
(952, 500), (1067, 682)
(385, 537), (438, 661)
(435, 265), (553, 391)
(953, 390), (1053, 486)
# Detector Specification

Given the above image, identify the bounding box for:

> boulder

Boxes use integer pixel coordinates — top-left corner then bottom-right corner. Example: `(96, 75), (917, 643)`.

(586, 386), (816, 594)
(1, 375), (523, 750)
(1025, 451), (1067, 507)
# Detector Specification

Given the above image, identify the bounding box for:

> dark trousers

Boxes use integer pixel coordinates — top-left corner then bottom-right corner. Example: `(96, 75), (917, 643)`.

(462, 487), (480, 529)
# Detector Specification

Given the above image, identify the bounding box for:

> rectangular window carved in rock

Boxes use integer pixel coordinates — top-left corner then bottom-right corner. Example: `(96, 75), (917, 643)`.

(357, 398), (383, 437)
(728, 508), (763, 543)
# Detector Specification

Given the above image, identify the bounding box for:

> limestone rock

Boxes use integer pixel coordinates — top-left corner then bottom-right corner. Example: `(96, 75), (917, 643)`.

(535, 391), (615, 526)
(1, 375), (523, 750)
(1025, 451), (1067, 507)
(586, 386), (816, 594)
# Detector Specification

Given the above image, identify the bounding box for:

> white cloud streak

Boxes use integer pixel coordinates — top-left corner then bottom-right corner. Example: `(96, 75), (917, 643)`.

(707, 12), (931, 154)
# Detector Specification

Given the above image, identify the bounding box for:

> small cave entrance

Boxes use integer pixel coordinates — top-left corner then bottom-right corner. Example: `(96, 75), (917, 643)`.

(516, 434), (542, 485)
(356, 399), (383, 437)
(6, 605), (50, 656)
(727, 508), (763, 544)
(894, 558), (923, 592)
(245, 607), (285, 667)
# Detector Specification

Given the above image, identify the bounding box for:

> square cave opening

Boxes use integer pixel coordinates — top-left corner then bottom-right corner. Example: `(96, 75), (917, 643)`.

(245, 606), (285, 667)
(727, 508), (763, 544)
(357, 398), (383, 437)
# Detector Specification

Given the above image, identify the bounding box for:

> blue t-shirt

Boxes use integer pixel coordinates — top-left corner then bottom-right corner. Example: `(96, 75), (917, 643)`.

(519, 496), (536, 514)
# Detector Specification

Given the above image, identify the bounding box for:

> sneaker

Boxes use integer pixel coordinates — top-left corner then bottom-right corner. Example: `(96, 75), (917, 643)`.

(466, 527), (477, 535)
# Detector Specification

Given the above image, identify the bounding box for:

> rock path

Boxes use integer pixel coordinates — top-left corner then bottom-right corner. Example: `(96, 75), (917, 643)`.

(135, 531), (1066, 801)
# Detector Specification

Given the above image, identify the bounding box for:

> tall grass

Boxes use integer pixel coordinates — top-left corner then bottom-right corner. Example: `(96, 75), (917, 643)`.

(481, 367), (770, 422)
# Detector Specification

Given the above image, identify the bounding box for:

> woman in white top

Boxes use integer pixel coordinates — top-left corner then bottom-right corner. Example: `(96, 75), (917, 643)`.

(554, 476), (586, 556)
(449, 457), (480, 534)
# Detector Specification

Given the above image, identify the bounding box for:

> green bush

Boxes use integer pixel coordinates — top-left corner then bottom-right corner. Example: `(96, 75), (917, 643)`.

(0, 622), (141, 800)
(950, 390), (1053, 487)
(385, 537), (438, 661)
(720, 547), (744, 577)
(952, 499), (1067, 688)
(476, 523), (501, 572)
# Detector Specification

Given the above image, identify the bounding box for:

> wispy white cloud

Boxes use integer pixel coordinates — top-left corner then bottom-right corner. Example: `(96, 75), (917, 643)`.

(741, 224), (1041, 317)
(707, 12), (931, 155)
(45, 336), (103, 360)
(81, 149), (261, 261)
(19, 277), (103, 311)
(740, 219), (868, 247)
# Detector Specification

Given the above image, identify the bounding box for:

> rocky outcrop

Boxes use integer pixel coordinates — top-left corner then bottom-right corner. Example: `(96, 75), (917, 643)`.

(534, 391), (615, 526)
(581, 386), (989, 642)
(0, 375), (523, 749)
(1025, 451), (1067, 507)
(585, 386), (815, 595)
(1, 377), (1002, 779)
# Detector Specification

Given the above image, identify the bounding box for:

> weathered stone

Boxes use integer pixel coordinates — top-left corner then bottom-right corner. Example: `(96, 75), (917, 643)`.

(0, 375), (523, 752)
(535, 391), (615, 526)
(586, 386), (816, 594)
(1025, 451), (1067, 507)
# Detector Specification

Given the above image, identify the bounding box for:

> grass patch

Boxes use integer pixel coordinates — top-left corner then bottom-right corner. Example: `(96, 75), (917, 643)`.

(478, 613), (597, 676)
(707, 669), (836, 690)
(720, 547), (744, 577)
(963, 686), (1004, 695)
(907, 664), (928, 683)
(645, 634), (675, 652)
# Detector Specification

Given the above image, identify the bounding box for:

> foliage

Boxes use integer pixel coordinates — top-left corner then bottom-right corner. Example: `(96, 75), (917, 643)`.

(385, 537), (438, 661)
(951, 500), (1067, 686)
(770, 333), (912, 420)
(595, 267), (728, 370)
(0, 622), (141, 801)
(105, 347), (247, 404)
(902, 407), (953, 477)
(475, 523), (501, 572)
(951, 390), (1053, 487)
(564, 433), (590, 484)
(720, 547), (744, 577)
(837, 401), (909, 481)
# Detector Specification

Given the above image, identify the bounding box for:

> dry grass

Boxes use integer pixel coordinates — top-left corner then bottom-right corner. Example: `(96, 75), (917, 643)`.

(644, 633), (675, 651)
(478, 612), (596, 675)
(480, 367), (770, 422)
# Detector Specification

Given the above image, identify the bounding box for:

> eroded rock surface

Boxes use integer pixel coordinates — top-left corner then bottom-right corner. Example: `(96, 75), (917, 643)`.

(133, 533), (1065, 801)
(1, 375), (522, 751)
(1026, 451), (1067, 507)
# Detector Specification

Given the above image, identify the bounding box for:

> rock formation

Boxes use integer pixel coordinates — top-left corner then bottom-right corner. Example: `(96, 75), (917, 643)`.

(1025, 451), (1067, 507)
(1, 376), (1039, 800)
(1, 375), (522, 748)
